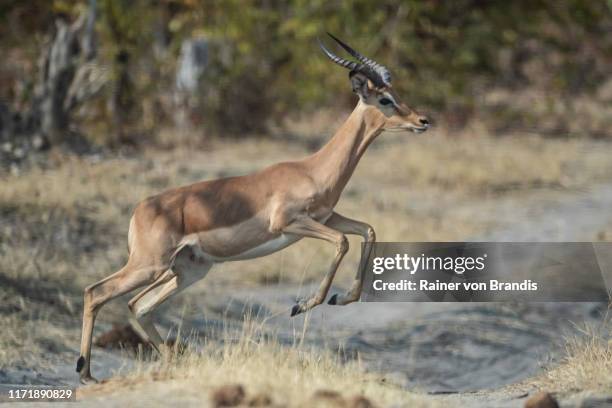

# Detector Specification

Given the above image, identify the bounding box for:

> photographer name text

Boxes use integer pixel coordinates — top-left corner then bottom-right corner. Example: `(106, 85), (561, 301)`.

(372, 279), (538, 292)
(371, 253), (539, 292)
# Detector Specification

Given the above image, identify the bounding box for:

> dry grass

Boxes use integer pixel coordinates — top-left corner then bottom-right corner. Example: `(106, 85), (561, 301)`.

(534, 322), (612, 393)
(371, 131), (612, 193)
(2, 124), (612, 382)
(3, 130), (612, 292)
(80, 316), (437, 407)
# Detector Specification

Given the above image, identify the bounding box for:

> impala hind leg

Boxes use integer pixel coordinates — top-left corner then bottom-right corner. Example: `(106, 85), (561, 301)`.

(127, 270), (176, 351)
(77, 261), (164, 384)
(324, 212), (376, 306)
(128, 250), (212, 352)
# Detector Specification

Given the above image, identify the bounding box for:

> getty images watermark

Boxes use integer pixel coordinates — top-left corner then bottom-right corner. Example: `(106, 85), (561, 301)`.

(371, 251), (539, 291)
(361, 242), (611, 302)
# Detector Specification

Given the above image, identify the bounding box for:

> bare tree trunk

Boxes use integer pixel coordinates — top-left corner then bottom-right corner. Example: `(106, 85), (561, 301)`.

(109, 49), (133, 143)
(82, 0), (98, 61)
(0, 1), (105, 167)
(174, 37), (208, 131)
(33, 0), (104, 145)
(38, 17), (77, 143)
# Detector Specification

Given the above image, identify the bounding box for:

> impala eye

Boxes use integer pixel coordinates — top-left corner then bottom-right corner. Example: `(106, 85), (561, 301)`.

(379, 98), (393, 106)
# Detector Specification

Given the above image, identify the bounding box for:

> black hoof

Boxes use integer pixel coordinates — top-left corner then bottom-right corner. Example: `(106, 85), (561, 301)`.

(290, 304), (301, 317)
(328, 294), (338, 305)
(76, 356), (85, 373)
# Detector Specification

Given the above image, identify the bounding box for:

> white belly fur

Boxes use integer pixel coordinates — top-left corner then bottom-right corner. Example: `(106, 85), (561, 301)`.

(192, 233), (302, 262)
(185, 213), (332, 263)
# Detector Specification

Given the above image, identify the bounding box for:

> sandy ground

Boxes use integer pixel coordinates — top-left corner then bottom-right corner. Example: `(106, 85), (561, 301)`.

(1, 132), (612, 407)
(2, 176), (611, 407)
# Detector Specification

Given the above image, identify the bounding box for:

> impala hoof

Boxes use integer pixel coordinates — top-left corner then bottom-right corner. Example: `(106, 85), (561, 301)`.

(290, 304), (302, 317)
(76, 356), (85, 373)
(328, 294), (338, 305)
(79, 374), (99, 385)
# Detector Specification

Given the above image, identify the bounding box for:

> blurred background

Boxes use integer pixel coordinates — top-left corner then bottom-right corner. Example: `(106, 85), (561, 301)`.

(0, 0), (611, 160)
(1, 1), (611, 403)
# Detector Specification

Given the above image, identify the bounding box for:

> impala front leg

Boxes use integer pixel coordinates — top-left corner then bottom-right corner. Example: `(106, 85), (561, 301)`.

(324, 212), (375, 306)
(283, 216), (348, 317)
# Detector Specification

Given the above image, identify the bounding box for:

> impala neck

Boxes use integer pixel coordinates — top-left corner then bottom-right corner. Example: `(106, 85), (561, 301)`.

(307, 101), (385, 201)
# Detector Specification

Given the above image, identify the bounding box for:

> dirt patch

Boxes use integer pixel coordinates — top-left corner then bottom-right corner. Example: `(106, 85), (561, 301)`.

(211, 384), (246, 407)
(94, 324), (151, 352)
(524, 392), (559, 408)
(93, 324), (187, 357)
(308, 390), (377, 408)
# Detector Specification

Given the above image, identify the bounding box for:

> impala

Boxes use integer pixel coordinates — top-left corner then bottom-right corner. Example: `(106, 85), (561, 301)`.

(77, 33), (429, 384)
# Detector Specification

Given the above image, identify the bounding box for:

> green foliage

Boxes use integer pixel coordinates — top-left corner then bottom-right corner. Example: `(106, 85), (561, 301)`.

(1, 0), (611, 140)
(168, 0), (611, 134)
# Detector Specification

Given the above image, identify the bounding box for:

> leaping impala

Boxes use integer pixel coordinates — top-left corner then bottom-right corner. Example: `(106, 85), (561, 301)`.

(77, 33), (429, 384)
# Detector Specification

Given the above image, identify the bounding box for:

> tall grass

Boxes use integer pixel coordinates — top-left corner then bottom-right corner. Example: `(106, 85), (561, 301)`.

(535, 319), (612, 393)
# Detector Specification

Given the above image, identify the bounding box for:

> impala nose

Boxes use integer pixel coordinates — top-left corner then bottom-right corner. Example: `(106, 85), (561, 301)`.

(419, 117), (430, 127)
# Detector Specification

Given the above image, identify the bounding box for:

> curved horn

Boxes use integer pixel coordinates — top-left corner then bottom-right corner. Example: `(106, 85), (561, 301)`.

(326, 32), (392, 86)
(318, 38), (359, 71)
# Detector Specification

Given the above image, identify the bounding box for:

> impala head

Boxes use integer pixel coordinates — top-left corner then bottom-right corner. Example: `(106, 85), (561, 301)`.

(320, 33), (430, 133)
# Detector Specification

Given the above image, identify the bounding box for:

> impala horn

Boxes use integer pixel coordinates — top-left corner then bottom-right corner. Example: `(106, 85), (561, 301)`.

(319, 32), (392, 88)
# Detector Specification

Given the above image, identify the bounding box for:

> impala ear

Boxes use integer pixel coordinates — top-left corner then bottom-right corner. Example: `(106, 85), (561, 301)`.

(349, 71), (370, 100)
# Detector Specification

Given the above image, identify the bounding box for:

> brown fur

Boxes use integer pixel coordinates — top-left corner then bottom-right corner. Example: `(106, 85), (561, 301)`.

(77, 80), (428, 384)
